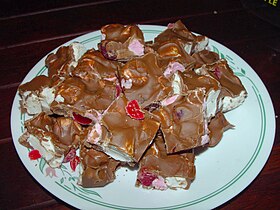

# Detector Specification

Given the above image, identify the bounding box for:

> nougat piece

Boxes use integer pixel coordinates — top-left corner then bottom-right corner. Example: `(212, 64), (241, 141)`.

(51, 50), (120, 120)
(50, 77), (117, 123)
(153, 39), (196, 75)
(195, 59), (247, 112)
(45, 42), (87, 78)
(78, 141), (120, 188)
(99, 24), (145, 61)
(153, 20), (208, 55)
(208, 112), (234, 147)
(72, 49), (120, 92)
(19, 112), (82, 168)
(180, 70), (222, 120)
(136, 134), (195, 190)
(153, 89), (209, 154)
(86, 94), (160, 163)
(151, 25), (197, 76)
(119, 52), (173, 108)
(18, 75), (54, 115)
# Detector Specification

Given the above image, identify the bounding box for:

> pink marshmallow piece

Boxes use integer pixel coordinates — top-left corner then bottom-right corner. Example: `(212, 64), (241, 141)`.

(164, 62), (185, 78)
(152, 176), (168, 190)
(128, 39), (144, 56)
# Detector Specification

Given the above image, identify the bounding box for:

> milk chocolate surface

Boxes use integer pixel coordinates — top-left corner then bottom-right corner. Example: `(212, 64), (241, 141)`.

(192, 50), (219, 69)
(101, 24), (144, 43)
(153, 90), (207, 153)
(21, 112), (82, 150)
(52, 117), (82, 147)
(137, 134), (195, 189)
(200, 59), (246, 97)
(24, 112), (53, 133)
(154, 20), (207, 55)
(153, 40), (196, 71)
(46, 45), (75, 78)
(181, 70), (220, 93)
(19, 113), (83, 168)
(120, 52), (173, 108)
(99, 24), (145, 60)
(208, 112), (234, 146)
(51, 77), (116, 117)
(18, 75), (52, 93)
(100, 94), (160, 162)
(18, 75), (55, 115)
(79, 142), (120, 188)
(72, 49), (120, 92)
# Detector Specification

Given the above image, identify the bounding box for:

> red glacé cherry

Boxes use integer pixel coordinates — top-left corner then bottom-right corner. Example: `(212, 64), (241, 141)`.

(137, 168), (157, 186)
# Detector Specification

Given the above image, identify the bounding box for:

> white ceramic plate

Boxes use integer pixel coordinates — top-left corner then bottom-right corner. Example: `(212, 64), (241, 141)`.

(11, 25), (275, 209)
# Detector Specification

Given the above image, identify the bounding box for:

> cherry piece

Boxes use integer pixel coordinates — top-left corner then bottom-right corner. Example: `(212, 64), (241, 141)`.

(70, 156), (80, 172)
(137, 168), (157, 187)
(73, 112), (92, 125)
(125, 99), (145, 120)
(100, 41), (117, 60)
(28, 149), (41, 160)
(214, 67), (222, 79)
(63, 148), (76, 163)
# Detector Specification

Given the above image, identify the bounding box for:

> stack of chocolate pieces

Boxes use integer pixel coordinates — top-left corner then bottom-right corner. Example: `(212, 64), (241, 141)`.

(18, 20), (246, 190)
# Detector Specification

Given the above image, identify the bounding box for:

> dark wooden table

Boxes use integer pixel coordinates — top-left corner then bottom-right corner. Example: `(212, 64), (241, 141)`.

(1, 0), (279, 209)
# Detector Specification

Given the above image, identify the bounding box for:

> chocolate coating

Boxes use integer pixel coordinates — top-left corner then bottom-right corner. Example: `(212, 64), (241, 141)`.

(100, 94), (160, 162)
(24, 112), (54, 133)
(45, 45), (75, 78)
(154, 20), (207, 55)
(153, 90), (207, 154)
(18, 75), (54, 115)
(18, 75), (52, 93)
(192, 50), (219, 69)
(79, 143), (120, 188)
(72, 49), (120, 92)
(181, 70), (220, 93)
(154, 40), (196, 71)
(137, 134), (195, 189)
(101, 24), (144, 43)
(99, 24), (144, 60)
(52, 117), (82, 147)
(200, 59), (246, 97)
(51, 77), (116, 117)
(120, 52), (173, 107)
(208, 112), (234, 146)
(19, 112), (83, 163)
